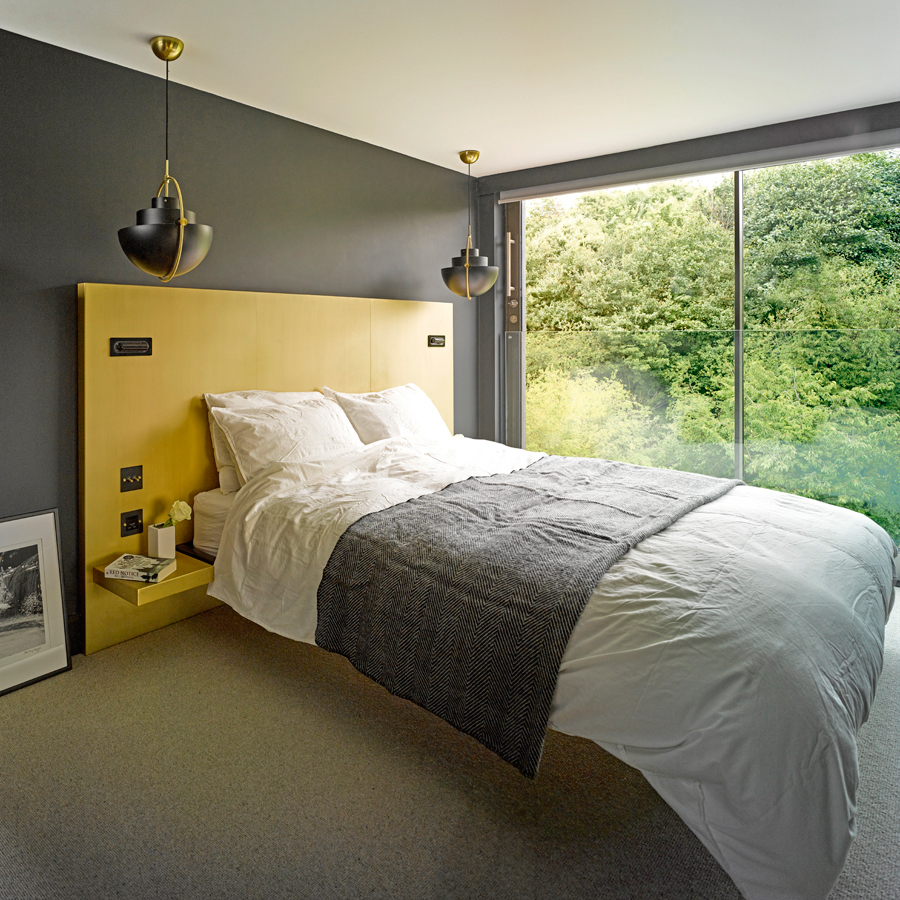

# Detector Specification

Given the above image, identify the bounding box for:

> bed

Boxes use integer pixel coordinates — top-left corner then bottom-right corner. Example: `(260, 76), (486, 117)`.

(79, 284), (896, 900)
(202, 383), (895, 900)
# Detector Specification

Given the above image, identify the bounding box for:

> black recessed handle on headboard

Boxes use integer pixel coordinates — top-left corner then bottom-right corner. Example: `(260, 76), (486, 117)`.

(110, 338), (153, 356)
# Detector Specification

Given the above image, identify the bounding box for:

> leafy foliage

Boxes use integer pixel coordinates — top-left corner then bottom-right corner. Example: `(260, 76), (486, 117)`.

(525, 152), (900, 540)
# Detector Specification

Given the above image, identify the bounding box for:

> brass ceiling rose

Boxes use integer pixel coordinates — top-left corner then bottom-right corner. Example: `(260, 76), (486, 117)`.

(150, 36), (184, 62)
(458, 150), (480, 165)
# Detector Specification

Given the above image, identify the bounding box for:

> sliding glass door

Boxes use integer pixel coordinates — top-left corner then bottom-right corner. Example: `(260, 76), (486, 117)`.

(522, 149), (900, 540)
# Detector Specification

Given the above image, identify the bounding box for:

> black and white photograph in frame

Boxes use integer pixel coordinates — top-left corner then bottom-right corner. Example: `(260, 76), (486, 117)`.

(0, 509), (70, 697)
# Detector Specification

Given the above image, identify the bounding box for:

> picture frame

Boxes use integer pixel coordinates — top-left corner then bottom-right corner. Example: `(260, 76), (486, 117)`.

(0, 509), (71, 697)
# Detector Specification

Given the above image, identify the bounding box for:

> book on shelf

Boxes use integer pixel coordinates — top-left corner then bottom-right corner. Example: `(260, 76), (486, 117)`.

(104, 554), (177, 583)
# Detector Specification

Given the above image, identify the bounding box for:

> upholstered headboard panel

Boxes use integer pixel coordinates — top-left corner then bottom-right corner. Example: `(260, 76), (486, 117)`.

(79, 283), (453, 653)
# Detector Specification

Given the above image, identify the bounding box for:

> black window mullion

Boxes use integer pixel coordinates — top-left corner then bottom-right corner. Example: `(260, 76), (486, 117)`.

(733, 170), (745, 481)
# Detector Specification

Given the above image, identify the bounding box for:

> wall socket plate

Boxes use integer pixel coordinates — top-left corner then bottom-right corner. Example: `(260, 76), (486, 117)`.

(120, 465), (143, 492)
(120, 509), (143, 537)
(110, 338), (152, 357)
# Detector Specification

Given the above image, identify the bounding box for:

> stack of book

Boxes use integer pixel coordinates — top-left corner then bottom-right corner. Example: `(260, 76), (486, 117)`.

(104, 554), (177, 583)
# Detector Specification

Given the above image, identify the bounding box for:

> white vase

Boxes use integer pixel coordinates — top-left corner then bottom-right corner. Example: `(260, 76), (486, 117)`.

(148, 524), (176, 559)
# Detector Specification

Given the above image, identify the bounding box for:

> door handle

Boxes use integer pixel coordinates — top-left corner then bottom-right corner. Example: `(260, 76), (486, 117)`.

(506, 231), (516, 298)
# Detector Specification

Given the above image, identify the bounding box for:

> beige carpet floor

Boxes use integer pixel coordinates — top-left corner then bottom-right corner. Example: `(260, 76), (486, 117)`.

(0, 592), (897, 900)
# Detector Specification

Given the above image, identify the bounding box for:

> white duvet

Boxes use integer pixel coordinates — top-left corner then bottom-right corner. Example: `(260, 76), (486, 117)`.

(209, 435), (896, 900)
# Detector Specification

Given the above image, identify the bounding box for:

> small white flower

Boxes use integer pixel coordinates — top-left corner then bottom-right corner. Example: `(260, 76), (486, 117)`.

(162, 500), (192, 527)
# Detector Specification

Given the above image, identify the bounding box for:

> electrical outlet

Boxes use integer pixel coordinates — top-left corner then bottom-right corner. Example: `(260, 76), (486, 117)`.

(120, 465), (143, 492)
(120, 509), (143, 537)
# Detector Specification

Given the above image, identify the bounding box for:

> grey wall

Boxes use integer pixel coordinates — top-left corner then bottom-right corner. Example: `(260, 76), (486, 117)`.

(0, 30), (473, 652)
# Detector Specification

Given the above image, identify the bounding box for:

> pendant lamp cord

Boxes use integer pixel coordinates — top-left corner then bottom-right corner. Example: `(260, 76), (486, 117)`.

(165, 60), (169, 194)
(156, 56), (186, 281)
(467, 161), (471, 243)
(465, 161), (473, 298)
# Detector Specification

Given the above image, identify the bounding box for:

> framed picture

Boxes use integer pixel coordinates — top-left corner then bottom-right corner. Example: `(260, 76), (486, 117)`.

(0, 509), (71, 697)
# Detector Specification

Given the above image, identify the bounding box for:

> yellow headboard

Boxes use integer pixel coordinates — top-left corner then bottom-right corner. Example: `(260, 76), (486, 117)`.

(79, 283), (454, 653)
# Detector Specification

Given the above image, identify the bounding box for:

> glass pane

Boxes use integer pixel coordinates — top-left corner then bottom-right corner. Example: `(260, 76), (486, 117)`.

(742, 329), (900, 541)
(743, 151), (900, 540)
(526, 330), (735, 478)
(524, 175), (736, 479)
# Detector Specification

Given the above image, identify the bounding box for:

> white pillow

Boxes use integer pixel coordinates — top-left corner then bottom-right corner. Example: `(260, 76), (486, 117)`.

(204, 390), (322, 490)
(218, 465), (242, 495)
(322, 383), (451, 444)
(210, 398), (363, 485)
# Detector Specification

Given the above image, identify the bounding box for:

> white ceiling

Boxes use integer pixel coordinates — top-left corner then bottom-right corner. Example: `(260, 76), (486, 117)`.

(3, 0), (899, 177)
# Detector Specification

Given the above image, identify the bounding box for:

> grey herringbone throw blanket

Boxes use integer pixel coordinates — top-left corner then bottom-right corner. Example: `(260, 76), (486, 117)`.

(316, 456), (740, 777)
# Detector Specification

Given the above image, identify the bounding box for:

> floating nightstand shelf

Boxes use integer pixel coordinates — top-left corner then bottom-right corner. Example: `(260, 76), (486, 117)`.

(93, 551), (213, 607)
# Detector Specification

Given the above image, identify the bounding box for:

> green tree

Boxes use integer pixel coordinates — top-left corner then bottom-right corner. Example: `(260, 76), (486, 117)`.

(527, 180), (735, 335)
(744, 153), (900, 325)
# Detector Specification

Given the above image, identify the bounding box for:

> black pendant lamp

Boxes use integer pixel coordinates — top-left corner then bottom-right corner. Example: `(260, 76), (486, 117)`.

(118, 36), (213, 282)
(441, 150), (498, 299)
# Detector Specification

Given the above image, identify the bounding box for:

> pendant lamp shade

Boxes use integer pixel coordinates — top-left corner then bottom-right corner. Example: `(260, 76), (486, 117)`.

(119, 197), (213, 279)
(441, 246), (498, 298)
(118, 37), (212, 282)
(441, 150), (498, 299)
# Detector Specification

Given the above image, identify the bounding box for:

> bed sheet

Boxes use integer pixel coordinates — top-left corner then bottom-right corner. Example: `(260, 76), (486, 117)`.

(208, 436), (895, 900)
(192, 488), (235, 557)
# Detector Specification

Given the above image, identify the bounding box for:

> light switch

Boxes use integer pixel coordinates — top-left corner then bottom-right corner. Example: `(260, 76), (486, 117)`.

(120, 465), (143, 492)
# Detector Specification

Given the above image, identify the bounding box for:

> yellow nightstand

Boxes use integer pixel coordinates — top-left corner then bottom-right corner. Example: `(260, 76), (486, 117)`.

(93, 551), (214, 607)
